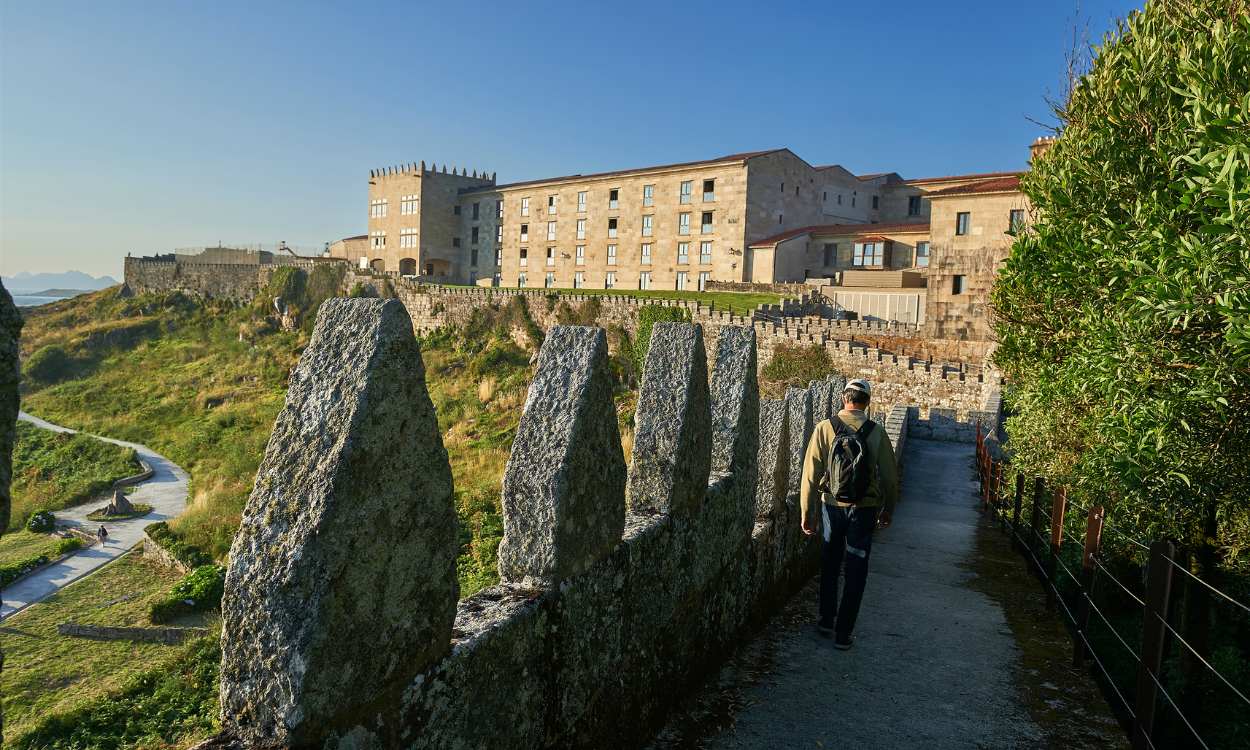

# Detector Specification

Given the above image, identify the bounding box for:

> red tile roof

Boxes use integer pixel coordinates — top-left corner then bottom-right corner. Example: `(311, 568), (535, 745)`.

(461, 149), (787, 194)
(925, 175), (1022, 197)
(749, 221), (930, 248)
(904, 170), (1023, 185)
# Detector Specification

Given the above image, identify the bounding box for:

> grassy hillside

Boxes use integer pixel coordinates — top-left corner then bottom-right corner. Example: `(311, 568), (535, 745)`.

(10, 420), (142, 530)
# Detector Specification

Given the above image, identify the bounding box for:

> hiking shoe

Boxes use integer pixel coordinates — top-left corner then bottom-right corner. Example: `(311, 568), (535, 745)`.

(816, 621), (834, 637)
(833, 633), (854, 650)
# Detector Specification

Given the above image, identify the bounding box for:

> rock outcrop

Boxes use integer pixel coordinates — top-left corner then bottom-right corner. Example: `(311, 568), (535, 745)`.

(219, 298), (457, 746)
(0, 281), (20, 534)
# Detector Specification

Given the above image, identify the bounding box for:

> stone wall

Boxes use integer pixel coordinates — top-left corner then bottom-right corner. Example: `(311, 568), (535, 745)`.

(57, 621), (208, 644)
(123, 255), (325, 303)
(142, 530), (192, 574)
(205, 299), (901, 749)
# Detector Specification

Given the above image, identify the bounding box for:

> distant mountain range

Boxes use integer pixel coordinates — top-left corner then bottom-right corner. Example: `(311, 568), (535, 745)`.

(2, 271), (118, 295)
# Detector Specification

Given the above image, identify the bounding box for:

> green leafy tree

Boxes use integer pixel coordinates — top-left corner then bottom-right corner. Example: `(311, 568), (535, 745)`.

(992, 1), (1250, 570)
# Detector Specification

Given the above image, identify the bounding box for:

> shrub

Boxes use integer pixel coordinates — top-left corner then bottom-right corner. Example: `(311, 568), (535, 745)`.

(26, 510), (55, 533)
(0, 554), (50, 588)
(149, 564), (226, 624)
(761, 343), (837, 391)
(23, 345), (77, 385)
(54, 537), (83, 556)
(633, 304), (690, 374)
(144, 522), (213, 569)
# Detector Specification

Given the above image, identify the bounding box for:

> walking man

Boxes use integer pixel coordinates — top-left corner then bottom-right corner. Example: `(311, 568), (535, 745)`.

(97, 524), (108, 546)
(800, 379), (899, 650)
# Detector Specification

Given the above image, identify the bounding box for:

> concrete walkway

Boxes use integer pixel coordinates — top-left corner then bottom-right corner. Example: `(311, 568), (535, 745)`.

(0, 412), (189, 619)
(651, 438), (1125, 749)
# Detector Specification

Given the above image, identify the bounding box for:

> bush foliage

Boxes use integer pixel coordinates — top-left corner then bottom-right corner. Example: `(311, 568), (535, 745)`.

(26, 509), (56, 533)
(149, 564), (226, 623)
(145, 521), (213, 569)
(991, 2), (1249, 565)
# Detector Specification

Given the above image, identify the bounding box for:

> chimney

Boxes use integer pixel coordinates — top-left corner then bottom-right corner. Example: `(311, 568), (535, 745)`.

(1029, 136), (1057, 164)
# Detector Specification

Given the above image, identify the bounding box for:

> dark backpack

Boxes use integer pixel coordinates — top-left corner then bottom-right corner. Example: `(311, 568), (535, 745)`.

(825, 419), (876, 503)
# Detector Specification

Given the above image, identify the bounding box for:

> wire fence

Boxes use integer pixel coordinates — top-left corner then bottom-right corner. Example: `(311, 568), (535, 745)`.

(975, 426), (1250, 750)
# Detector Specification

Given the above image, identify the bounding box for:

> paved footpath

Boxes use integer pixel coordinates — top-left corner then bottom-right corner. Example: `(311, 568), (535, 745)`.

(0, 412), (189, 619)
(652, 438), (1126, 750)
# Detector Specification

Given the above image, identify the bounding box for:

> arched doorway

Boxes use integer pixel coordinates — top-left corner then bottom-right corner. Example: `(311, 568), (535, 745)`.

(399, 258), (417, 276)
(369, 258), (386, 273)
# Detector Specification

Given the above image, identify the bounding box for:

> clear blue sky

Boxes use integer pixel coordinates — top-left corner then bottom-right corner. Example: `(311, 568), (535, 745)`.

(1, 0), (1141, 278)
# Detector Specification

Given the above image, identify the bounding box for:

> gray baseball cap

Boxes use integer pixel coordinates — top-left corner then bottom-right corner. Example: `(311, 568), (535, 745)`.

(845, 378), (871, 396)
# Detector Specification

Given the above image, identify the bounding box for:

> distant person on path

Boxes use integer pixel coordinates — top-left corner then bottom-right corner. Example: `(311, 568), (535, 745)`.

(97, 525), (108, 546)
(800, 379), (899, 650)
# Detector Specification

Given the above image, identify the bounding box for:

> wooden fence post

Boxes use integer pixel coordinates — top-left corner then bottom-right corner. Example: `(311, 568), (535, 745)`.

(1073, 505), (1105, 666)
(1133, 540), (1175, 750)
(1030, 477), (1044, 574)
(1012, 473), (1024, 551)
(1045, 487), (1067, 605)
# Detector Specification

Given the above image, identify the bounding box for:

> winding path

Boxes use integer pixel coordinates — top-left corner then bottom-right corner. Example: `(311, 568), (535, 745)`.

(0, 412), (189, 620)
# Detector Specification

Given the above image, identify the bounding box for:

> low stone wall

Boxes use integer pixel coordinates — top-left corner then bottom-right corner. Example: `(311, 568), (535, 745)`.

(142, 530), (192, 574)
(204, 301), (882, 749)
(904, 388), (1001, 444)
(705, 280), (812, 295)
(113, 457), (153, 488)
(58, 621), (209, 644)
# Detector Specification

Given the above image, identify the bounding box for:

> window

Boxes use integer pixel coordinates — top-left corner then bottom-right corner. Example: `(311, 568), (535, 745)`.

(795, 186), (799, 196)
(1009, 209), (1026, 233)
(546, 247), (555, 266)
(496, 200), (504, 218)
(453, 205), (460, 215)
(851, 195), (856, 207)
(519, 248), (528, 267)
(545, 272), (554, 288)
(641, 243), (652, 264)
(697, 271), (709, 291)
(370, 230), (386, 248)
(520, 224), (529, 242)
(547, 195), (557, 214)
(676, 271), (688, 290)
(823, 243), (836, 267)
(642, 215), (653, 237)
(608, 218), (618, 238)
(605, 271), (617, 289)
(607, 244), (617, 265)
(639, 271), (652, 290)
(495, 248), (503, 267)
(492, 273), (501, 287)
(471, 226), (479, 245)
(908, 195), (922, 216)
(780, 182), (784, 193)
(677, 242), (689, 264)
(837, 194), (842, 205)
(678, 212), (690, 235)
(369, 199), (388, 218)
(700, 211), (713, 234)
(547, 221), (557, 241)
(699, 241), (712, 265)
(778, 214), (783, 224)
(852, 242), (883, 266)
(872, 196), (879, 210)
(518, 272), (527, 287)
(956, 212), (970, 235)
(400, 228), (417, 248)
(521, 197), (530, 216)
(400, 195), (418, 214)
(609, 188), (619, 209)
(574, 271), (584, 289)
(470, 247), (479, 266)
(703, 179), (715, 202)
(496, 225), (503, 244)
(575, 219), (586, 240)
(472, 202), (480, 220)
(823, 191), (828, 201)
(952, 275), (966, 294)
(916, 241), (930, 268)
(643, 184), (654, 207)
(576, 245), (585, 265)
(679, 180), (692, 204)
(452, 237), (461, 248)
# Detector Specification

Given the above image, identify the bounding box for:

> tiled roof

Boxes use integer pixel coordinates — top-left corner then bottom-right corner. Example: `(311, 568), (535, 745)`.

(925, 175), (1022, 197)
(903, 170), (1023, 185)
(749, 221), (930, 248)
(461, 149), (787, 194)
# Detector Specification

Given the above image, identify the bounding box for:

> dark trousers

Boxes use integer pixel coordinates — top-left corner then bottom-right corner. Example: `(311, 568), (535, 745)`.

(819, 504), (879, 635)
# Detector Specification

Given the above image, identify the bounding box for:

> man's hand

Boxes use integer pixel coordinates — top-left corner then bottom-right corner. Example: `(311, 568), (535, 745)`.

(801, 513), (816, 536)
(877, 510), (893, 529)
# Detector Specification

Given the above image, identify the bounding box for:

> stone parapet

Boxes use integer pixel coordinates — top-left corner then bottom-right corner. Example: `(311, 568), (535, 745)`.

(57, 621), (209, 644)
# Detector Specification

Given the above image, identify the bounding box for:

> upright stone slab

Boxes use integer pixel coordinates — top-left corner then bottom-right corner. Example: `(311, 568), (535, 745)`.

(785, 386), (815, 501)
(498, 325), (626, 587)
(709, 326), (759, 484)
(755, 397), (790, 520)
(220, 298), (457, 746)
(627, 322), (711, 516)
(0, 282), (19, 534)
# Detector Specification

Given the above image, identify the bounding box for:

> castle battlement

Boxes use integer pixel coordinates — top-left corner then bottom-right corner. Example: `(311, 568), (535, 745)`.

(369, 160), (497, 184)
